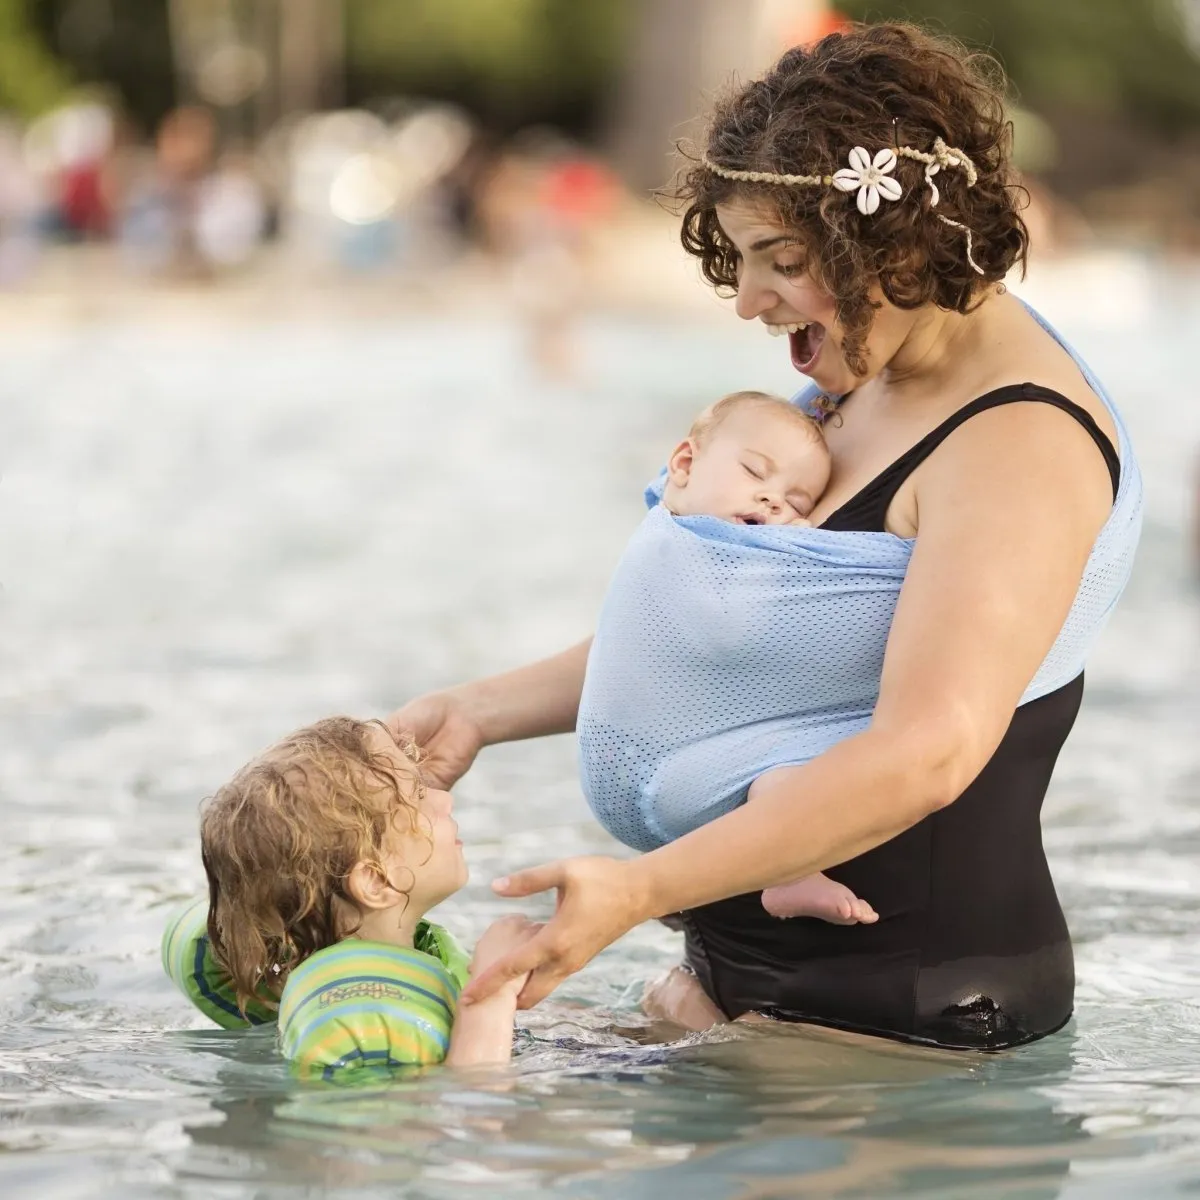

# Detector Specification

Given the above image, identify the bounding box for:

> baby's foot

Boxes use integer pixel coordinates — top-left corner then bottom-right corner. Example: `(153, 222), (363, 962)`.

(761, 872), (878, 924)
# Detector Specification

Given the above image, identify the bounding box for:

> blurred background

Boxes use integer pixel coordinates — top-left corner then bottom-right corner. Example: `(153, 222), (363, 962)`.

(0, 0), (1197, 319)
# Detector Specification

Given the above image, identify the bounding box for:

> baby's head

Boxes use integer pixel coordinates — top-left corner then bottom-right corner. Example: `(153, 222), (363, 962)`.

(200, 717), (466, 1013)
(662, 391), (830, 526)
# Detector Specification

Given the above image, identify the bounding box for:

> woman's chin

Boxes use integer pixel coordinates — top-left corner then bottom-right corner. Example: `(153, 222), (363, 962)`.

(800, 364), (845, 395)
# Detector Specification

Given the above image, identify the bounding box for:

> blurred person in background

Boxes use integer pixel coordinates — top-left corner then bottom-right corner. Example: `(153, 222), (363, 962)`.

(22, 100), (119, 243)
(117, 104), (264, 276)
(476, 133), (619, 379)
(0, 118), (42, 284)
(192, 145), (268, 271)
(120, 105), (215, 274)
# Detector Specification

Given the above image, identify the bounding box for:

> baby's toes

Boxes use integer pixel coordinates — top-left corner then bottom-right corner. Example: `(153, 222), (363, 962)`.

(852, 899), (879, 924)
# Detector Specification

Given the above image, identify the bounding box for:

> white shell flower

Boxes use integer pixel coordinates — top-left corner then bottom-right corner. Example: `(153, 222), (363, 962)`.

(832, 147), (903, 215)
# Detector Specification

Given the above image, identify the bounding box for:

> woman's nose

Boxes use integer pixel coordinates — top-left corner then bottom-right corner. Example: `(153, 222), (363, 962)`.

(733, 269), (777, 321)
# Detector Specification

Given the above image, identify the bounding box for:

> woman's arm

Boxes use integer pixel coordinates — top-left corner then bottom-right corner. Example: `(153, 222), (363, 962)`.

(388, 638), (592, 789)
(464, 401), (1117, 1006)
(452, 637), (593, 746)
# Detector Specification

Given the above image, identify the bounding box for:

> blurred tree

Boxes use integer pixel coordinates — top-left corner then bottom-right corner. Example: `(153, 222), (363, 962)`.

(17, 0), (1200, 160)
(344, 0), (631, 132)
(835, 0), (1200, 134)
(0, 0), (72, 114)
(32, 0), (175, 133)
(608, 0), (783, 193)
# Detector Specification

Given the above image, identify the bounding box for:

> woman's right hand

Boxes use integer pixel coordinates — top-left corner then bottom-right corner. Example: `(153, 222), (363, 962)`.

(386, 691), (485, 790)
(462, 856), (654, 1008)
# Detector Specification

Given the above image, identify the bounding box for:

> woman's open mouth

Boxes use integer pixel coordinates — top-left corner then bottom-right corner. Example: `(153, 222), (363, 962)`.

(789, 322), (826, 374)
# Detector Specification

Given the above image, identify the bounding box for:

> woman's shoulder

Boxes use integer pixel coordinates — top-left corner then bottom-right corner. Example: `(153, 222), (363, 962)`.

(969, 296), (1120, 450)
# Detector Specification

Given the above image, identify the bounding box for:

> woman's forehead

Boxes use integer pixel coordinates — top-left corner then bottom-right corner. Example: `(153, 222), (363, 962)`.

(714, 198), (800, 248)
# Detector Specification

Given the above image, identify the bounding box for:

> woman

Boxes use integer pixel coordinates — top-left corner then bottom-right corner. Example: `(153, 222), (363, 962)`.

(389, 24), (1142, 1050)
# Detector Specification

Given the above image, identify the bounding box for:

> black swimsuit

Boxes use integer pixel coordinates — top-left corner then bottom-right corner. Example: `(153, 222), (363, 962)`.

(679, 384), (1122, 1050)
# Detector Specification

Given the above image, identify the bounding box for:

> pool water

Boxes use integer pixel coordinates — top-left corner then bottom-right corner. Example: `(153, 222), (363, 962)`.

(2, 264), (1199, 1198)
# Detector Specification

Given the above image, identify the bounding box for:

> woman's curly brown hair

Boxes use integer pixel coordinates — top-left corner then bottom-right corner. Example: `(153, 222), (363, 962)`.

(677, 22), (1029, 375)
(200, 716), (427, 1015)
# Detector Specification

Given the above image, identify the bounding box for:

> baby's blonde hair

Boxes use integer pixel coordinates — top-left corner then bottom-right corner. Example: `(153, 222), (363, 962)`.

(200, 716), (426, 1015)
(690, 389), (825, 446)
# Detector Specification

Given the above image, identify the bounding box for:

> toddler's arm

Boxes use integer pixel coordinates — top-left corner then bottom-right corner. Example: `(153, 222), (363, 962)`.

(446, 915), (540, 1066)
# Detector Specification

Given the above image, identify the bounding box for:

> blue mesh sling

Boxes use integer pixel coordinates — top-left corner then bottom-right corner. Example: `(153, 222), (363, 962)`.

(578, 306), (1143, 852)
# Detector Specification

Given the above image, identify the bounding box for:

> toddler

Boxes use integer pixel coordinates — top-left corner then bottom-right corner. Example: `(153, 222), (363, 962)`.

(660, 389), (876, 926)
(164, 716), (537, 1073)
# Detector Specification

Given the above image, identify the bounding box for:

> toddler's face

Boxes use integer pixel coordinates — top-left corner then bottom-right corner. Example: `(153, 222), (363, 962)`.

(666, 405), (831, 526)
(365, 726), (468, 909)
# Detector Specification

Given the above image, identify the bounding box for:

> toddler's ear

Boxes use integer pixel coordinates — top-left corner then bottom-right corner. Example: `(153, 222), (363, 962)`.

(346, 859), (407, 911)
(666, 439), (695, 487)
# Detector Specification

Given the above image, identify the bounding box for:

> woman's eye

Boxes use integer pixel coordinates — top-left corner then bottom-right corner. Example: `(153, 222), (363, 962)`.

(775, 261), (805, 277)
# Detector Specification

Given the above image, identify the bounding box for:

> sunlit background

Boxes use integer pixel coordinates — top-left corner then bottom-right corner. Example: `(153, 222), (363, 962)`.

(2, 2), (1200, 1197)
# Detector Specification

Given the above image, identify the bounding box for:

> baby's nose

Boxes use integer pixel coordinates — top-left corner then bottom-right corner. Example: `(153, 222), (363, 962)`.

(756, 489), (783, 512)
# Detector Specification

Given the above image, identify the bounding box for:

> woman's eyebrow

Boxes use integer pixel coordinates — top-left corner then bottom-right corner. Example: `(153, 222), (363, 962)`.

(750, 235), (795, 252)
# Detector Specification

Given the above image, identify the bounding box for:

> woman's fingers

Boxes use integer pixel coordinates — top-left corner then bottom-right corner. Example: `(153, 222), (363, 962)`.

(491, 862), (566, 899)
(462, 927), (562, 1004)
(515, 962), (574, 1009)
(468, 856), (647, 1008)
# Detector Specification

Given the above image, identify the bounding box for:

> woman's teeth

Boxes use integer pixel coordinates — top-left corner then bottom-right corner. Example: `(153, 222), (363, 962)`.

(766, 322), (810, 337)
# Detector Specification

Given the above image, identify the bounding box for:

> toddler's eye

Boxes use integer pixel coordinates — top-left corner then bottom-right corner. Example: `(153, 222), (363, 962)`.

(742, 463), (763, 480)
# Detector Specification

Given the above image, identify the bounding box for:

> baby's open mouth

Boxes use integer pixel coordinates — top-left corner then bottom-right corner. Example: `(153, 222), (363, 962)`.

(735, 514), (763, 525)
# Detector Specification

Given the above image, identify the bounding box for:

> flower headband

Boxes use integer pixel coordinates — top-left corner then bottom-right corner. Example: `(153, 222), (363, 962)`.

(702, 137), (985, 275)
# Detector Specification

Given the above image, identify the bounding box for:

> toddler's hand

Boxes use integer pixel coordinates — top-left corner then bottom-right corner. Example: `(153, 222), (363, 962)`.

(470, 915), (542, 999)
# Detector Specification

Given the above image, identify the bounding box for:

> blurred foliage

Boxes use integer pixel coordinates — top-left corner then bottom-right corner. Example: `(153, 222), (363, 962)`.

(344, 0), (632, 130)
(0, 0), (72, 114)
(7, 0), (1198, 142)
(30, 0), (174, 132)
(836, 0), (1200, 135)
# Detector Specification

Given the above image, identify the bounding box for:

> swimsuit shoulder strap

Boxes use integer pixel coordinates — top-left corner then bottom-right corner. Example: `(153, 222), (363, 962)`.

(821, 382), (1120, 533)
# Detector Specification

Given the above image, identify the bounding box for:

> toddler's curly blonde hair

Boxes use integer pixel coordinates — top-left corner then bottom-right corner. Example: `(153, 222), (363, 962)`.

(200, 716), (426, 1015)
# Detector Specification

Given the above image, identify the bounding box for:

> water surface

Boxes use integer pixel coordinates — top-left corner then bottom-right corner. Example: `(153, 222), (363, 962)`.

(2, 262), (1199, 1197)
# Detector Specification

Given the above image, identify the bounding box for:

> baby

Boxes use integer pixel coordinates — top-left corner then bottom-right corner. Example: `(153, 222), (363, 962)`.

(661, 389), (876, 926)
(164, 716), (537, 1072)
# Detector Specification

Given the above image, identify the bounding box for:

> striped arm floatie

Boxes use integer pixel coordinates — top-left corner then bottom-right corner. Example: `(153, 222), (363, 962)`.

(160, 897), (277, 1029)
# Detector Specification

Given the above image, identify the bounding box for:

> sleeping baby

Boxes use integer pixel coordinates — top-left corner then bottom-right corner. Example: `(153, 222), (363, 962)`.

(659, 389), (877, 925)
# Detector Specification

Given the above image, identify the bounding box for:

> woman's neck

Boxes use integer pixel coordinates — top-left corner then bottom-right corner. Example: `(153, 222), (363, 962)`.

(880, 290), (1000, 392)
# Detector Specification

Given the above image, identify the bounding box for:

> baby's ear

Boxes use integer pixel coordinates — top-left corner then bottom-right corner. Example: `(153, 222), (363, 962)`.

(666, 439), (695, 487)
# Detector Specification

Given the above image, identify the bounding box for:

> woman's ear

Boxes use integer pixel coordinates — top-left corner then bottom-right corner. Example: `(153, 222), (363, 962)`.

(667, 439), (696, 487)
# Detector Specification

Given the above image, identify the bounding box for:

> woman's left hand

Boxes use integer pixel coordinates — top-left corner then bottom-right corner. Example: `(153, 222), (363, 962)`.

(462, 856), (650, 1008)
